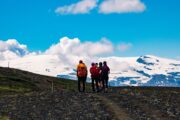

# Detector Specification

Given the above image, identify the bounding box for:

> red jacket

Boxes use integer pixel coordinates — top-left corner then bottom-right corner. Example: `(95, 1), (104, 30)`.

(90, 66), (100, 78)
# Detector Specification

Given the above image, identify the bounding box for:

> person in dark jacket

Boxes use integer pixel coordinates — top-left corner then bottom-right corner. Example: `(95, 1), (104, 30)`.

(90, 63), (99, 92)
(102, 61), (110, 91)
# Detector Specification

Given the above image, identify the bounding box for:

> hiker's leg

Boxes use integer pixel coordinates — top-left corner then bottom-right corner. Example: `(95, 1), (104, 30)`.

(92, 78), (95, 92)
(93, 78), (95, 91)
(80, 77), (84, 92)
(95, 78), (99, 91)
(101, 81), (103, 88)
(81, 78), (84, 91)
(98, 77), (100, 88)
(102, 77), (105, 89)
(78, 78), (81, 92)
(105, 76), (109, 88)
(99, 78), (103, 91)
(100, 77), (103, 88)
(99, 77), (102, 87)
(83, 77), (86, 92)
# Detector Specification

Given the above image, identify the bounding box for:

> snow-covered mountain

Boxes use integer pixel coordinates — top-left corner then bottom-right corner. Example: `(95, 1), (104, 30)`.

(106, 55), (180, 86)
(0, 55), (180, 86)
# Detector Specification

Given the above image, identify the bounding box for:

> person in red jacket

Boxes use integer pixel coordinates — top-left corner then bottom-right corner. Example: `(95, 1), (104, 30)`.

(90, 63), (100, 92)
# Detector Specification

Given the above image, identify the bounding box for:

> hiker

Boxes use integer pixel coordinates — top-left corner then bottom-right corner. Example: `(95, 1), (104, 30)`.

(77, 60), (88, 92)
(102, 61), (110, 91)
(95, 63), (98, 67)
(90, 63), (99, 92)
(98, 62), (103, 90)
(95, 62), (100, 88)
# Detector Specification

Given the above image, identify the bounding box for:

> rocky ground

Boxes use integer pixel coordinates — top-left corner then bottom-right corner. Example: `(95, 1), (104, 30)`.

(0, 67), (180, 120)
(0, 90), (114, 120)
(101, 87), (180, 120)
(0, 87), (180, 120)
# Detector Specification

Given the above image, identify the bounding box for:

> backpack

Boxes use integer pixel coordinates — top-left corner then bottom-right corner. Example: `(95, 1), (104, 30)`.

(90, 66), (100, 78)
(77, 64), (87, 77)
(102, 65), (110, 76)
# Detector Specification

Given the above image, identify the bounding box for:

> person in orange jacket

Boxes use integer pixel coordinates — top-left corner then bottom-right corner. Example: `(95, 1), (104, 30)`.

(77, 60), (88, 92)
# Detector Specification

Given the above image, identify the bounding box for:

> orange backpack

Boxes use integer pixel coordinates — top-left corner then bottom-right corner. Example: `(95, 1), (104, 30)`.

(77, 64), (87, 77)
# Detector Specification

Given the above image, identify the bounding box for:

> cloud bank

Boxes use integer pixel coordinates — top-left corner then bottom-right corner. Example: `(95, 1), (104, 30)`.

(55, 0), (146, 15)
(0, 37), (118, 61)
(0, 37), (132, 68)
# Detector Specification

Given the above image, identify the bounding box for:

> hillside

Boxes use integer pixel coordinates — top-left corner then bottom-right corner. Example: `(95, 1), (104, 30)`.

(0, 67), (180, 120)
(0, 67), (90, 97)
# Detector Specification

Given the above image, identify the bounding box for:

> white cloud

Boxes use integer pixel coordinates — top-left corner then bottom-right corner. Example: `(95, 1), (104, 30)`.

(55, 0), (146, 15)
(45, 37), (113, 56)
(44, 37), (114, 66)
(55, 0), (98, 14)
(117, 43), (132, 52)
(99, 0), (146, 14)
(0, 37), (114, 62)
(0, 38), (134, 65)
(0, 39), (29, 60)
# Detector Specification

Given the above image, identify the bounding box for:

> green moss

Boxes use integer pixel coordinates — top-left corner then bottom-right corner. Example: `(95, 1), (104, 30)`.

(0, 115), (9, 120)
(0, 86), (31, 92)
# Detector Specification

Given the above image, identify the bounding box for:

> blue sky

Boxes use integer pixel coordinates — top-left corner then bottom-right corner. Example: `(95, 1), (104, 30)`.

(0, 0), (180, 59)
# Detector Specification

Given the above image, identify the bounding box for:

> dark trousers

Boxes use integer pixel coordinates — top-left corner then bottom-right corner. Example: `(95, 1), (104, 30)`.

(78, 77), (86, 92)
(103, 76), (109, 89)
(92, 77), (99, 92)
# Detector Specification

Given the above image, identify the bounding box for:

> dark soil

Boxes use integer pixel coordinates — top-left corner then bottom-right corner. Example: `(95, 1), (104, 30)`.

(0, 90), (114, 120)
(1, 87), (180, 120)
(101, 87), (180, 120)
(0, 67), (180, 120)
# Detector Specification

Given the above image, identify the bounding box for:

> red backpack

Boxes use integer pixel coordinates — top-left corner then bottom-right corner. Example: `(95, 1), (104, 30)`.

(90, 66), (100, 78)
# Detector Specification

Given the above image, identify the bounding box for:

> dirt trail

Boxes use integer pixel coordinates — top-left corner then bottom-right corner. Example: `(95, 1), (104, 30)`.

(93, 94), (133, 120)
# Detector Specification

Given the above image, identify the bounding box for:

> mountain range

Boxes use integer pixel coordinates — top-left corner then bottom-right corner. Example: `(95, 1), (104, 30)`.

(0, 55), (179, 86)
